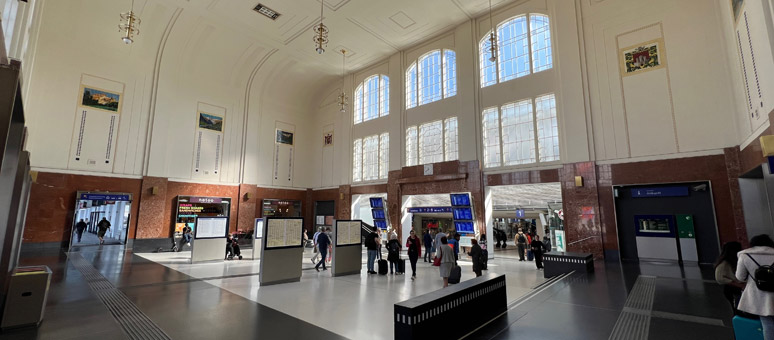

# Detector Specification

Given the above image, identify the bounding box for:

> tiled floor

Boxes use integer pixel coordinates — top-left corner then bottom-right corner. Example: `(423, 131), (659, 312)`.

(1, 246), (737, 340)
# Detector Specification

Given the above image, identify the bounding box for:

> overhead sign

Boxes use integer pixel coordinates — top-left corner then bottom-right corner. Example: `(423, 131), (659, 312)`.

(79, 193), (131, 201)
(515, 209), (525, 218)
(188, 197), (224, 204)
(407, 207), (453, 213)
(631, 187), (689, 198)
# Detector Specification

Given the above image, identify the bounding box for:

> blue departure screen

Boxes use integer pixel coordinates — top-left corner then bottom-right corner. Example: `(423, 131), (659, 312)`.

(455, 221), (475, 233)
(450, 194), (471, 207)
(453, 208), (473, 220)
(374, 220), (388, 230)
(369, 197), (384, 208)
(372, 209), (385, 219)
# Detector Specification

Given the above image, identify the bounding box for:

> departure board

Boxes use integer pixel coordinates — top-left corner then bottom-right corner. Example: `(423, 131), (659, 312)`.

(335, 220), (362, 246)
(265, 218), (303, 248)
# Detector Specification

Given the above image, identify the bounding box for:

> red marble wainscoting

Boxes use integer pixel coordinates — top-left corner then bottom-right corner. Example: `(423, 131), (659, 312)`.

(23, 172), (142, 245)
(135, 176), (168, 238)
(561, 162), (604, 259)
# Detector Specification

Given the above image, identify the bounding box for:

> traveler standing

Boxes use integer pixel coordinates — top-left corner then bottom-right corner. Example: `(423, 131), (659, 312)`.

(387, 234), (401, 274)
(434, 229), (447, 257)
(406, 230), (421, 280)
(736, 234), (774, 340)
(480, 234), (488, 270)
(365, 228), (379, 274)
(715, 241), (746, 315)
(543, 234), (552, 253)
(311, 227), (322, 264)
(468, 239), (483, 277)
(74, 219), (87, 243)
(516, 229), (527, 261)
(531, 235), (546, 270)
(438, 237), (456, 288)
(423, 230), (433, 262)
(449, 233), (460, 261)
(314, 229), (331, 272)
(97, 218), (111, 244)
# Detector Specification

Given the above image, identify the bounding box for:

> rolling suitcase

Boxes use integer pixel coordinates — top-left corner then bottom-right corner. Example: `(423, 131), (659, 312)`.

(378, 259), (388, 275)
(396, 259), (405, 274)
(527, 250), (534, 261)
(448, 265), (462, 284)
(733, 316), (763, 340)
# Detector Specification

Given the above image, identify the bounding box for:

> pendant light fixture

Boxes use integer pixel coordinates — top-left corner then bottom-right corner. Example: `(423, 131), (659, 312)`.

(338, 50), (348, 113)
(487, 0), (497, 62)
(119, 0), (141, 44)
(313, 0), (329, 54)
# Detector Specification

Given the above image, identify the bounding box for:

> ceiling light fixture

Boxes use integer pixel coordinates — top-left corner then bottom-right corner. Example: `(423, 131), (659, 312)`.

(119, 0), (141, 44)
(338, 49), (348, 113)
(487, 0), (497, 62)
(313, 0), (329, 54)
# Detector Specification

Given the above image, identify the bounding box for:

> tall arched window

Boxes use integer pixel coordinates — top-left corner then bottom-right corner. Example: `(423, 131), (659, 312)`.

(479, 14), (553, 88)
(354, 75), (389, 124)
(406, 49), (456, 109)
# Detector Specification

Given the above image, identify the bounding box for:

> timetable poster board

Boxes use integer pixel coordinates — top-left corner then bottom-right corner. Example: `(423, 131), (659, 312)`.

(335, 220), (362, 246)
(195, 217), (228, 239)
(264, 217), (304, 249)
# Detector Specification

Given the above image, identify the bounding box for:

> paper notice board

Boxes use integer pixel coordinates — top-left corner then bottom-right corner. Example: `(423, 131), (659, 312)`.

(335, 220), (362, 246)
(265, 218), (303, 248)
(195, 217), (228, 239)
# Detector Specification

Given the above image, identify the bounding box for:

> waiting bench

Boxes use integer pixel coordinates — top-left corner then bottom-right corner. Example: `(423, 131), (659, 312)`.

(393, 274), (506, 339)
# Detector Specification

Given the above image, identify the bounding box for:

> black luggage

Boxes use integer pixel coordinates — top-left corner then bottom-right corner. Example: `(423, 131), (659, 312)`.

(378, 259), (388, 275)
(448, 265), (461, 284)
(527, 249), (534, 261)
(396, 259), (405, 274)
(482, 249), (488, 270)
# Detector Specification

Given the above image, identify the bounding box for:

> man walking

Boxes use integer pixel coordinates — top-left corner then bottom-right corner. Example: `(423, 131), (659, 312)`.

(516, 229), (527, 261)
(315, 228), (331, 271)
(311, 227), (322, 264)
(74, 219), (87, 243)
(97, 217), (111, 245)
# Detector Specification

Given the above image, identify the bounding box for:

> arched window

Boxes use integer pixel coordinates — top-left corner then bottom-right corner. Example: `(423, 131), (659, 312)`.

(406, 49), (456, 109)
(354, 75), (389, 124)
(353, 133), (389, 182)
(405, 117), (458, 166)
(479, 14), (553, 88)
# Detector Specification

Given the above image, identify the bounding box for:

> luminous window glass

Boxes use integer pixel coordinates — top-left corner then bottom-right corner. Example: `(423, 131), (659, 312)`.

(443, 50), (457, 98)
(444, 117), (458, 161)
(418, 51), (443, 105)
(530, 14), (553, 73)
(380, 76), (390, 117)
(406, 63), (417, 109)
(362, 135), (380, 181)
(419, 120), (444, 165)
(535, 94), (559, 162)
(363, 76), (380, 122)
(379, 133), (389, 179)
(354, 85), (363, 124)
(479, 36), (497, 87)
(501, 99), (535, 165)
(498, 16), (530, 82)
(482, 108), (501, 168)
(353, 139), (362, 182)
(406, 126), (418, 167)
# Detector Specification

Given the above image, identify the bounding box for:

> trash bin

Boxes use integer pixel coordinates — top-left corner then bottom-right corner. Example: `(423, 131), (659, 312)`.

(1, 266), (51, 329)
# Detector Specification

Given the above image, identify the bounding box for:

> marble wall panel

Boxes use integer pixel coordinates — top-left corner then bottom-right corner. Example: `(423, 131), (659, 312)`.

(560, 162), (604, 259)
(136, 176), (168, 238)
(237, 184), (258, 233)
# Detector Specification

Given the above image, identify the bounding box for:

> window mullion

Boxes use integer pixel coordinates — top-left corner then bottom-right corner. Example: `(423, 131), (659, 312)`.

(532, 99), (540, 163)
(498, 107), (504, 167)
(526, 15), (534, 74)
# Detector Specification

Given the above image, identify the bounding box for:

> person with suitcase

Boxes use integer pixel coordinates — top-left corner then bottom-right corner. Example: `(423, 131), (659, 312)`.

(736, 234), (774, 340)
(365, 228), (380, 274)
(437, 236), (457, 287)
(387, 234), (402, 275)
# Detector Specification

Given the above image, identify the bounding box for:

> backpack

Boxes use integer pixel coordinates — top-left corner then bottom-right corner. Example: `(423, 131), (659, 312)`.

(388, 241), (400, 254)
(517, 234), (526, 244)
(747, 254), (774, 292)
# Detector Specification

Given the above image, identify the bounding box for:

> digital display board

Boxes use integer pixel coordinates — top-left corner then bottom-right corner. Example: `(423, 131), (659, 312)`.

(450, 193), (471, 207)
(369, 197), (384, 208)
(374, 220), (388, 230)
(454, 221), (475, 233)
(453, 207), (473, 220)
(175, 196), (231, 235)
(372, 209), (386, 219)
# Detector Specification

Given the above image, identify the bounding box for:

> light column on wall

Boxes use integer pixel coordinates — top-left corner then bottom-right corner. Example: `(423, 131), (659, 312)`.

(338, 49), (348, 113)
(118, 0), (140, 44)
(313, 0), (328, 54)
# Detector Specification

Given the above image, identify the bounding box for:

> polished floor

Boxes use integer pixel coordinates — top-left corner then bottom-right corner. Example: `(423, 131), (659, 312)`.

(1, 245), (736, 340)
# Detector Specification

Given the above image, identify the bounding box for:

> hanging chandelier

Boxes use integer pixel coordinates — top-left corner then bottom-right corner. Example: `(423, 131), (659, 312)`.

(118, 0), (141, 44)
(487, 0), (497, 62)
(338, 50), (348, 113)
(313, 0), (329, 54)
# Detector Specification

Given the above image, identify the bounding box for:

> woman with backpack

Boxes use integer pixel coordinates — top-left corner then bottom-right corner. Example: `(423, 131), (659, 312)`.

(406, 230), (421, 280)
(736, 234), (774, 339)
(386, 234), (402, 275)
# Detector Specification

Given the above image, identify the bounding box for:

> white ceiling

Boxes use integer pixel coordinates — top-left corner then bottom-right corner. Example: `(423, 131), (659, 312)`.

(490, 183), (563, 209)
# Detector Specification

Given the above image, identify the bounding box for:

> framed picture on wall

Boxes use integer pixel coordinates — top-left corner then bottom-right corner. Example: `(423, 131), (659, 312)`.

(198, 112), (224, 132)
(276, 129), (294, 145)
(620, 38), (665, 76)
(80, 86), (121, 113)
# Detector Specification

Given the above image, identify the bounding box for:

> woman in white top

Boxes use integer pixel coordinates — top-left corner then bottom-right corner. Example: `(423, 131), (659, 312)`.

(737, 234), (774, 340)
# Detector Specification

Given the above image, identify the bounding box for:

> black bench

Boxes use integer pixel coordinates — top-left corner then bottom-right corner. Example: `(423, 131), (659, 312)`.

(393, 274), (506, 339)
(543, 251), (594, 278)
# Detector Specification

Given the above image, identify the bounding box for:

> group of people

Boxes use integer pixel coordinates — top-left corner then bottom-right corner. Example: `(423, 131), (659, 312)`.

(73, 217), (112, 244)
(715, 234), (774, 338)
(514, 228), (551, 270)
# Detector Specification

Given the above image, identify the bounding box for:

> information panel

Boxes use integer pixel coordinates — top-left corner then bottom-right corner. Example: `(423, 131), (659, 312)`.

(254, 219), (264, 238)
(335, 220), (362, 246)
(195, 217), (228, 239)
(265, 218), (303, 249)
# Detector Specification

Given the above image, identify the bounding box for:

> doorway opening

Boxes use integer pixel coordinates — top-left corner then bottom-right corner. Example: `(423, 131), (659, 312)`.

(69, 192), (132, 249)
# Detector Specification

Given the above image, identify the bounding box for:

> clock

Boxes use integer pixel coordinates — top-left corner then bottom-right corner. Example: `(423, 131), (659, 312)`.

(423, 164), (433, 176)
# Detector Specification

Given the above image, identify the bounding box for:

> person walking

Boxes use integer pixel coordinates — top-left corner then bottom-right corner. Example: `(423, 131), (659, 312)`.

(74, 219), (87, 243)
(311, 227), (323, 264)
(531, 234), (546, 270)
(468, 238), (483, 277)
(406, 230), (421, 280)
(97, 218), (111, 244)
(423, 230), (433, 263)
(314, 228), (331, 272)
(449, 233), (460, 261)
(737, 234), (774, 340)
(437, 237), (456, 288)
(365, 228), (379, 274)
(434, 229), (447, 256)
(715, 241), (746, 315)
(387, 234), (402, 274)
(516, 229), (527, 261)
(542, 234), (552, 253)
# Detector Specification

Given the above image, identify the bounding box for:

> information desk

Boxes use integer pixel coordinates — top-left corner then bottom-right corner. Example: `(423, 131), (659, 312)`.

(394, 274), (506, 339)
(543, 251), (594, 278)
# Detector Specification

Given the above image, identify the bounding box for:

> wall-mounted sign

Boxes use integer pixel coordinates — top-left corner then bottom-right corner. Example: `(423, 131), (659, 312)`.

(407, 207), (453, 213)
(79, 193), (131, 201)
(631, 187), (689, 198)
(323, 131), (333, 146)
(276, 129), (294, 145)
(515, 209), (525, 218)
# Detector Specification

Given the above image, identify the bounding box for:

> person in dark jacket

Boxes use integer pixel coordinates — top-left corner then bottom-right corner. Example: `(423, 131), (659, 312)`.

(226, 234), (242, 260)
(531, 235), (546, 270)
(468, 239), (483, 277)
(515, 229), (527, 261)
(97, 218), (111, 244)
(314, 229), (331, 271)
(406, 230), (421, 280)
(365, 229), (379, 274)
(387, 234), (402, 274)
(423, 230), (433, 262)
(74, 219), (87, 243)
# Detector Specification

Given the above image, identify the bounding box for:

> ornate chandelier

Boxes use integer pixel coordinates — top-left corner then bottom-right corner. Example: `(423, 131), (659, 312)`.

(338, 50), (348, 113)
(487, 0), (497, 62)
(313, 0), (329, 54)
(119, 0), (140, 44)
